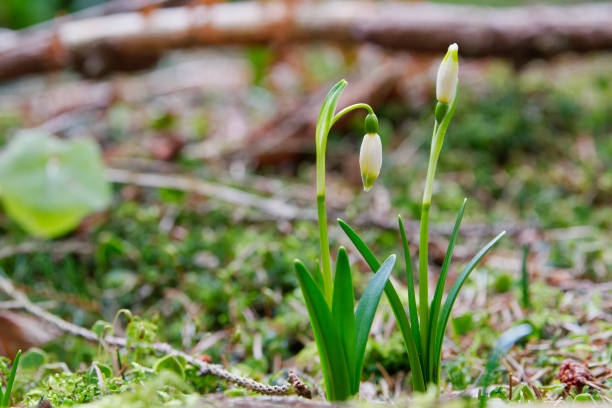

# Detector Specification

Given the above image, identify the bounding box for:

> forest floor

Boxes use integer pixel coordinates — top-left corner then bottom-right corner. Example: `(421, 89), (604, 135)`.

(0, 45), (610, 406)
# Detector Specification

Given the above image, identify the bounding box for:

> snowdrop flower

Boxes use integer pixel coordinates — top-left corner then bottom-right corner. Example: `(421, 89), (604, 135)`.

(359, 113), (382, 191)
(436, 43), (459, 104)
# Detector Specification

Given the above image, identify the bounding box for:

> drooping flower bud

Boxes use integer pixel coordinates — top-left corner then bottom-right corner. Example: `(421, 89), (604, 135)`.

(436, 43), (459, 104)
(359, 132), (382, 192)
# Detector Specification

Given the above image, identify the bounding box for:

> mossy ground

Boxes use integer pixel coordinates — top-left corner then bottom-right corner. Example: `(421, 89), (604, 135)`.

(0, 46), (610, 406)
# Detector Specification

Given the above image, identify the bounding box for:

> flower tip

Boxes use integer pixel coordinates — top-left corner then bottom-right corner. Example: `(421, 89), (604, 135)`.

(436, 43), (460, 104)
(448, 43), (459, 61)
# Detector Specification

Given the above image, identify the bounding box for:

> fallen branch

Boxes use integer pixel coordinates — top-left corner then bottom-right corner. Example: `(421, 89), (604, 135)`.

(0, 56), (249, 129)
(106, 167), (314, 220)
(0, 240), (93, 261)
(186, 55), (408, 162)
(0, 274), (294, 396)
(106, 167), (530, 239)
(2, 1), (612, 80)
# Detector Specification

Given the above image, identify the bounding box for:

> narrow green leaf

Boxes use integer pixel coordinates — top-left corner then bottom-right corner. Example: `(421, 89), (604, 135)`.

(295, 260), (352, 401)
(2, 349), (21, 407)
(398, 216), (423, 364)
(332, 248), (357, 393)
(337, 219), (426, 392)
(316, 80), (347, 154)
(432, 231), (506, 383)
(354, 254), (396, 391)
(338, 219), (379, 269)
(521, 244), (530, 308)
(427, 199), (467, 377)
(313, 262), (324, 292)
(480, 324), (532, 407)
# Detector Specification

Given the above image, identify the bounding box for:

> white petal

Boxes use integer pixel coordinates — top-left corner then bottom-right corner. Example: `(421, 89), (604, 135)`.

(359, 133), (382, 191)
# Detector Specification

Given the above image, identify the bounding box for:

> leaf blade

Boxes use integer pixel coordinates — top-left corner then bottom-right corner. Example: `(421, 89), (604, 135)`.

(332, 247), (357, 393)
(427, 198), (467, 377)
(353, 254), (396, 391)
(398, 216), (423, 364)
(315, 80), (347, 154)
(338, 219), (426, 391)
(295, 261), (352, 401)
(2, 349), (21, 407)
(432, 231), (506, 382)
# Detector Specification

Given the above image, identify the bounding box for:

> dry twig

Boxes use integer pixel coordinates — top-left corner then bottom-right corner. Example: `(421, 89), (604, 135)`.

(0, 274), (292, 396)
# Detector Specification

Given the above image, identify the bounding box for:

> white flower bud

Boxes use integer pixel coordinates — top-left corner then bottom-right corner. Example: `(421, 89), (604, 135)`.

(359, 133), (382, 191)
(436, 43), (459, 104)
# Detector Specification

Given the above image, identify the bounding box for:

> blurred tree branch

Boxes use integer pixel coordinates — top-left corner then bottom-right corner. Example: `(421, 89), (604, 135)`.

(0, 274), (296, 396)
(1, 1), (612, 80)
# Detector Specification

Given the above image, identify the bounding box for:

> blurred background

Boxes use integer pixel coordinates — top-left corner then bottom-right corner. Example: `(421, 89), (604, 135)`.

(0, 0), (611, 404)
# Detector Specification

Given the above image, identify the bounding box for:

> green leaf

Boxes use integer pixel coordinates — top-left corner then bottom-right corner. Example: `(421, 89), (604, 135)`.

(337, 219), (426, 392)
(0, 131), (110, 238)
(331, 248), (357, 393)
(153, 355), (187, 379)
(2, 349), (21, 407)
(521, 244), (530, 308)
(315, 80), (347, 155)
(354, 254), (396, 392)
(19, 347), (46, 369)
(433, 231), (506, 382)
(295, 260), (352, 401)
(480, 324), (532, 407)
(427, 198), (467, 378)
(398, 216), (423, 365)
(313, 262), (324, 292)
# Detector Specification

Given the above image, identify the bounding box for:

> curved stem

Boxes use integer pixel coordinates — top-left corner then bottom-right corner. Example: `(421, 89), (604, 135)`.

(316, 102), (374, 306)
(331, 103), (374, 127)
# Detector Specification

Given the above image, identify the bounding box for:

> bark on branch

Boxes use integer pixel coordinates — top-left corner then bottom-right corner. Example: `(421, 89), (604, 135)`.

(0, 274), (295, 396)
(1, 1), (612, 80)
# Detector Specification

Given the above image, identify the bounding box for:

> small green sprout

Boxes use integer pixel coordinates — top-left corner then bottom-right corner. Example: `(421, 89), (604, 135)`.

(338, 43), (507, 392)
(0, 350), (21, 408)
(295, 80), (395, 401)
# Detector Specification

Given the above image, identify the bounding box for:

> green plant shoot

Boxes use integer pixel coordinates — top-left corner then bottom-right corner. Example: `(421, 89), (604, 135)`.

(338, 44), (507, 391)
(0, 350), (21, 408)
(296, 79), (394, 401)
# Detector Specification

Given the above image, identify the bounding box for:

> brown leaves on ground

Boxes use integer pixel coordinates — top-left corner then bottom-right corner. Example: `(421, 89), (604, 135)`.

(0, 312), (57, 359)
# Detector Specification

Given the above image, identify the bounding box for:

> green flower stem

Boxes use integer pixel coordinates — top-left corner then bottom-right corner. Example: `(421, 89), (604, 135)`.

(418, 123), (441, 355)
(317, 193), (334, 305)
(418, 85), (458, 379)
(316, 101), (375, 306)
(331, 103), (374, 127)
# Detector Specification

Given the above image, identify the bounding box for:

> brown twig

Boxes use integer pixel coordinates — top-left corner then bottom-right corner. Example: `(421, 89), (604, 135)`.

(106, 167), (530, 238)
(0, 274), (293, 396)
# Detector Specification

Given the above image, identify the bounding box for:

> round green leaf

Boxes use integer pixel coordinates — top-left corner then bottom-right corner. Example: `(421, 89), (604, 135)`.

(0, 131), (110, 238)
(19, 347), (46, 369)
